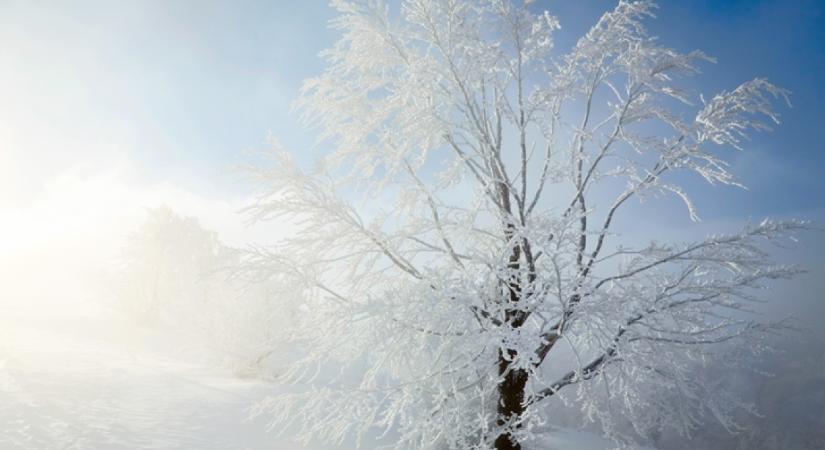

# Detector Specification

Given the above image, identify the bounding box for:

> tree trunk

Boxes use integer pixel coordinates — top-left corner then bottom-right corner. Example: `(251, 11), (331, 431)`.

(495, 348), (528, 450)
(493, 180), (531, 449)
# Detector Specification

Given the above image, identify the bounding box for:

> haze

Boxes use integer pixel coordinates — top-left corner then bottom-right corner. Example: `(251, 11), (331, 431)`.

(1, 1), (823, 449)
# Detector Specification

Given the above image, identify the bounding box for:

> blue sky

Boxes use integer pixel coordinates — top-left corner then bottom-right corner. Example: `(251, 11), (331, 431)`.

(1, 0), (822, 221)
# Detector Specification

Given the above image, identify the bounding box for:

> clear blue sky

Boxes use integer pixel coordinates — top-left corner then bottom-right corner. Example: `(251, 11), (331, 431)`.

(1, 0), (822, 221)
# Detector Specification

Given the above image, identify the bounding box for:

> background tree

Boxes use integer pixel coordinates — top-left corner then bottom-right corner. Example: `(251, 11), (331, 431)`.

(244, 1), (803, 448)
(113, 206), (294, 374)
(114, 206), (225, 324)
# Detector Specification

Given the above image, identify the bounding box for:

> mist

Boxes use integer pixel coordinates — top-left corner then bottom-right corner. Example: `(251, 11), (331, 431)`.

(2, 1), (824, 449)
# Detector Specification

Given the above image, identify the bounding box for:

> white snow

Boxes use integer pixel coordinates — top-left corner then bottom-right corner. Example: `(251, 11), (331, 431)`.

(0, 306), (624, 449)
(0, 307), (326, 450)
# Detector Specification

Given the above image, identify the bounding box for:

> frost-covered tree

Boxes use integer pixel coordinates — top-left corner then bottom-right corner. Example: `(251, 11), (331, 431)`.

(114, 206), (225, 324)
(113, 207), (293, 374)
(244, 1), (803, 448)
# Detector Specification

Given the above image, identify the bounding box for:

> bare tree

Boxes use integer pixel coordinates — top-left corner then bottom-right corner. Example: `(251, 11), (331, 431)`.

(244, 1), (803, 448)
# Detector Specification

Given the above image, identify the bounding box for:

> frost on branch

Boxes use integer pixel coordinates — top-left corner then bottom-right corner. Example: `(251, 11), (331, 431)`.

(696, 79), (790, 149)
(245, 1), (800, 449)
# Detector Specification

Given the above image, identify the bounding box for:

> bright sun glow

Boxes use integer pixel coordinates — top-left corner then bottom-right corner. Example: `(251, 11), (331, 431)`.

(0, 167), (250, 316)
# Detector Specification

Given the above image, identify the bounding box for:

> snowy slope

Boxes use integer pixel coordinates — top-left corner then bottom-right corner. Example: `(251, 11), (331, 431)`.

(0, 308), (622, 450)
(0, 309), (319, 450)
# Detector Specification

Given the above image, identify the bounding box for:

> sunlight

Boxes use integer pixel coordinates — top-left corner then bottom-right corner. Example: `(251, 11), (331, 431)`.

(0, 170), (128, 314)
(0, 167), (239, 316)
(0, 1), (820, 449)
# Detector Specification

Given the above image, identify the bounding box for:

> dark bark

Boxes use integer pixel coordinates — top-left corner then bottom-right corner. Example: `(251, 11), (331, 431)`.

(491, 152), (534, 450)
(494, 241), (529, 450)
(495, 348), (528, 450)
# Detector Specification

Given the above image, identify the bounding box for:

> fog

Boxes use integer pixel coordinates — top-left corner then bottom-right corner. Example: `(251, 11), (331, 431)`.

(0, 170), (314, 448)
(1, 165), (822, 449)
(1, 1), (824, 449)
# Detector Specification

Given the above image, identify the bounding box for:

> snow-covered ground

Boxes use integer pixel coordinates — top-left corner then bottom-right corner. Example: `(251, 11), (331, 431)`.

(0, 306), (321, 450)
(0, 306), (620, 450)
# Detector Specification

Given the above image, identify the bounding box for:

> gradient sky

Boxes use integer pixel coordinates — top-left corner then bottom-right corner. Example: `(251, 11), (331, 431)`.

(1, 0), (823, 251)
(0, 4), (822, 446)
(1, 0), (822, 210)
